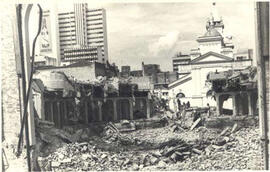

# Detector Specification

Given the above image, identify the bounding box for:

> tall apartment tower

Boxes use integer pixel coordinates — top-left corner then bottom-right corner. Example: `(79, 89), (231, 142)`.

(58, 3), (108, 65)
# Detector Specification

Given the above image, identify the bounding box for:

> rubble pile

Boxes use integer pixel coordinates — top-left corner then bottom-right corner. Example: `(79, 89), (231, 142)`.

(36, 108), (262, 171)
(101, 122), (136, 146)
(175, 126), (262, 170)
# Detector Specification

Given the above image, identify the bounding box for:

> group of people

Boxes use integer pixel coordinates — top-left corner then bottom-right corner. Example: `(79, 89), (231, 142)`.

(177, 99), (190, 111)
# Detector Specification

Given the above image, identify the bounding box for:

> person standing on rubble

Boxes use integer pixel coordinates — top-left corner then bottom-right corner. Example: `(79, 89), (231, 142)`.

(187, 101), (190, 108)
(177, 98), (181, 111)
(207, 103), (211, 117)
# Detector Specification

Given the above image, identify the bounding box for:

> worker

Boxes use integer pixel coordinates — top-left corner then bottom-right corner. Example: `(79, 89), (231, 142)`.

(187, 101), (190, 108)
(207, 103), (211, 117)
(177, 98), (181, 111)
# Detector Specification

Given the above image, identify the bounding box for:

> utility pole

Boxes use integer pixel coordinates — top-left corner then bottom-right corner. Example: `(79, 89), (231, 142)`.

(13, 4), (39, 171)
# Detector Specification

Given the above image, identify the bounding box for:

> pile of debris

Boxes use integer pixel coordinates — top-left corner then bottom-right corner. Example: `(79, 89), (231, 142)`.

(176, 126), (262, 170)
(102, 122), (135, 146)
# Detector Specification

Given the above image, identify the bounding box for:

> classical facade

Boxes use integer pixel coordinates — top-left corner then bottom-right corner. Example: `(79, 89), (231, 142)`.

(168, 3), (253, 110)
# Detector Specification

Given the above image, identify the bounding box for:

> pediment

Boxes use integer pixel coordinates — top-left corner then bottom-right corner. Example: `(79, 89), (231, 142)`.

(191, 51), (233, 64)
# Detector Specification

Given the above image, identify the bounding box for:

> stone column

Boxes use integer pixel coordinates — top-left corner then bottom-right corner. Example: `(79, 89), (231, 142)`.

(39, 93), (45, 120)
(90, 97), (95, 121)
(50, 101), (54, 122)
(248, 92), (254, 116)
(84, 100), (88, 124)
(98, 100), (103, 122)
(57, 101), (61, 128)
(215, 94), (222, 116)
(238, 95), (244, 116)
(232, 93), (238, 116)
(129, 98), (134, 120)
(63, 100), (67, 125)
(113, 99), (118, 121)
(146, 98), (151, 119)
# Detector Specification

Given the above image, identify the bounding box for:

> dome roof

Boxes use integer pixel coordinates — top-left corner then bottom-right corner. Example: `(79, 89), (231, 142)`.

(203, 28), (221, 37)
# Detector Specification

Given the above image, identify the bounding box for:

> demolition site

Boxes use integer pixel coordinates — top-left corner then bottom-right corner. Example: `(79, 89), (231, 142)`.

(1, 2), (269, 171)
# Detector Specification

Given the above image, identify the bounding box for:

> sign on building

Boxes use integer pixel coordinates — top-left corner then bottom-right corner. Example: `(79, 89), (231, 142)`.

(39, 11), (52, 53)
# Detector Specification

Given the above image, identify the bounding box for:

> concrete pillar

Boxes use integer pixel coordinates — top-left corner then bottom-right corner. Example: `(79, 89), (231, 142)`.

(129, 98), (134, 120)
(113, 99), (118, 121)
(146, 98), (151, 119)
(248, 92), (254, 116)
(98, 101), (103, 122)
(84, 100), (88, 124)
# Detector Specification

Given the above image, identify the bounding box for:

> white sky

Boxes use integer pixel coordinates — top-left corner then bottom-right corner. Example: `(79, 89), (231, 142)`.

(36, 1), (256, 71)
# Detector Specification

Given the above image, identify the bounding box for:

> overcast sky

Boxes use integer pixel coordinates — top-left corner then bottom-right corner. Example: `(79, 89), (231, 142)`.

(42, 1), (256, 71)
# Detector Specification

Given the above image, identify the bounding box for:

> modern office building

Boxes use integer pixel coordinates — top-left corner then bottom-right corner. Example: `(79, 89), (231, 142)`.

(172, 52), (191, 73)
(58, 3), (108, 65)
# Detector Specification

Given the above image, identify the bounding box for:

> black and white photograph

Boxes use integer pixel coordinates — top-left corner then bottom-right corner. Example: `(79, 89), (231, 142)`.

(0, 0), (269, 171)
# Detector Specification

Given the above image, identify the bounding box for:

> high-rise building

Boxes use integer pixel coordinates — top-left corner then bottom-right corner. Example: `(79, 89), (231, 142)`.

(172, 52), (191, 72)
(58, 3), (108, 65)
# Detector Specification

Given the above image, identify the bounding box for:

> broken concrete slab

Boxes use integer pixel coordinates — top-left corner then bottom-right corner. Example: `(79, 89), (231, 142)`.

(190, 118), (201, 131)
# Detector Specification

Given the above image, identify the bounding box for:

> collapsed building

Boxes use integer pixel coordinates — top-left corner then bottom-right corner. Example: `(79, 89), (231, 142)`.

(33, 61), (153, 128)
(206, 66), (258, 116)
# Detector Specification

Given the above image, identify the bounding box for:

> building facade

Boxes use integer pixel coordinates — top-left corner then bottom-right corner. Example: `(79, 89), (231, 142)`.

(58, 4), (108, 64)
(167, 3), (253, 110)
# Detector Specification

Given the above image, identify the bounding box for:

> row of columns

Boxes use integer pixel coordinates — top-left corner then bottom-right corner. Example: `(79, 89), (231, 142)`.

(84, 97), (151, 123)
(215, 91), (257, 116)
(41, 97), (151, 127)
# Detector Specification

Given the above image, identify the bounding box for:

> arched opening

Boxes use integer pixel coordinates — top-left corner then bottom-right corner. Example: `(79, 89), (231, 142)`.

(176, 92), (185, 98)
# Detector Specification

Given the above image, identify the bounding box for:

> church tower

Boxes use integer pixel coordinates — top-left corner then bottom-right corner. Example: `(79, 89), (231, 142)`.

(196, 2), (234, 57)
(206, 2), (224, 34)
